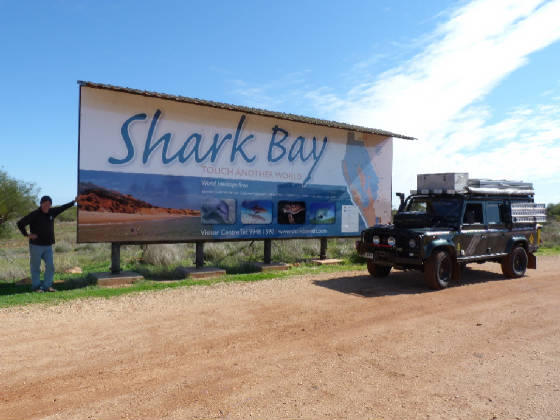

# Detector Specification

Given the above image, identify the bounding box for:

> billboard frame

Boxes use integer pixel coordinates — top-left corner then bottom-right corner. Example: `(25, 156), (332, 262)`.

(77, 81), (415, 255)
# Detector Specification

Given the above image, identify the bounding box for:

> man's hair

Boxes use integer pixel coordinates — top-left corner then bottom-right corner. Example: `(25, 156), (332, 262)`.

(40, 195), (52, 204)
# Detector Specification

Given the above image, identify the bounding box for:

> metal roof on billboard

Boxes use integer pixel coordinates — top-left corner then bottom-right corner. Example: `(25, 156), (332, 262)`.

(78, 81), (415, 140)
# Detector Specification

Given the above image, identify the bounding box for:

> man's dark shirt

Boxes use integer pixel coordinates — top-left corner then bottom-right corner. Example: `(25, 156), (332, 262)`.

(17, 201), (74, 246)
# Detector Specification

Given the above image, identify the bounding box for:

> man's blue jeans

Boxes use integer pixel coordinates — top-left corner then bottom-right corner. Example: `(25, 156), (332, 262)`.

(29, 244), (54, 290)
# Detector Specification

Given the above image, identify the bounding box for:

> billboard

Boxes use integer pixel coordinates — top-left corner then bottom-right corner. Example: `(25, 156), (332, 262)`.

(77, 83), (395, 243)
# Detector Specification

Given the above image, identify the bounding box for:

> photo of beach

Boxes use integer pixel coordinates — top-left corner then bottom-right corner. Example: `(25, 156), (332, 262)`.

(77, 170), (202, 243)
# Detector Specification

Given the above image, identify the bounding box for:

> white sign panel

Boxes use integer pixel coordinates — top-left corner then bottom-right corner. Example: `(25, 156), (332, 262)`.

(78, 85), (393, 242)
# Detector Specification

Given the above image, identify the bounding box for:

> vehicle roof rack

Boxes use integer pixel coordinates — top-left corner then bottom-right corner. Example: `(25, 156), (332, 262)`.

(415, 173), (535, 196)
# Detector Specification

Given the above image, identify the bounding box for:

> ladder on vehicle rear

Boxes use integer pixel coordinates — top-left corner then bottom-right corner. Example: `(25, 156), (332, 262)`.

(511, 202), (547, 223)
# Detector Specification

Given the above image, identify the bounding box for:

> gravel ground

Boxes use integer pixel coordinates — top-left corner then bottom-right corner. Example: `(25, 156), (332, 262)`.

(1, 255), (559, 419)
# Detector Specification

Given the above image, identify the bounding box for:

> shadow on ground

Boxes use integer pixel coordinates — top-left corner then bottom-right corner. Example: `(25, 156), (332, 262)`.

(314, 264), (514, 297)
(0, 277), (93, 296)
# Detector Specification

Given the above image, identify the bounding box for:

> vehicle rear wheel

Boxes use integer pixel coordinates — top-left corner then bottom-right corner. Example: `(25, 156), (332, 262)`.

(367, 261), (391, 278)
(424, 250), (452, 290)
(501, 246), (528, 278)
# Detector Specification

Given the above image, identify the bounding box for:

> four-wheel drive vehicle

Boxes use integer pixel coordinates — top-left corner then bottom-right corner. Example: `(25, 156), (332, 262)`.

(355, 173), (546, 289)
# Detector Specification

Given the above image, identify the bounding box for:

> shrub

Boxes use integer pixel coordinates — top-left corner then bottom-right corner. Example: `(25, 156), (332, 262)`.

(0, 265), (27, 282)
(141, 244), (184, 266)
(54, 241), (73, 253)
(54, 253), (79, 273)
(541, 220), (560, 247)
(546, 203), (560, 221)
(57, 206), (77, 222)
(204, 242), (261, 267)
(0, 169), (38, 227)
(327, 238), (356, 259)
(0, 220), (18, 239)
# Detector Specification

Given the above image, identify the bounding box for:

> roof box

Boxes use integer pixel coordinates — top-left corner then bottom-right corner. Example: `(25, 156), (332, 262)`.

(417, 173), (468, 192)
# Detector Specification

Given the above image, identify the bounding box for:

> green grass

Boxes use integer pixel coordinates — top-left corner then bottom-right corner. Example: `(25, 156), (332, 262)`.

(0, 220), (368, 307)
(536, 245), (560, 256)
(0, 261), (365, 308)
(2, 218), (559, 308)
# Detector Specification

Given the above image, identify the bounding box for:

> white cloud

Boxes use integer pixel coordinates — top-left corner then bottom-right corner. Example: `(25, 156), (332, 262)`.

(325, 0), (560, 205)
(335, 0), (560, 133)
(231, 0), (560, 204)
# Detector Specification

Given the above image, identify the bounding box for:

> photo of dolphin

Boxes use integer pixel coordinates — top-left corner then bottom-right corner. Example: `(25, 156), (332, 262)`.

(201, 198), (236, 224)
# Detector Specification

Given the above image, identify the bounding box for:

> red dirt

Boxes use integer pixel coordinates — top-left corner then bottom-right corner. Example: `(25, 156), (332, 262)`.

(1, 256), (559, 419)
(78, 189), (199, 216)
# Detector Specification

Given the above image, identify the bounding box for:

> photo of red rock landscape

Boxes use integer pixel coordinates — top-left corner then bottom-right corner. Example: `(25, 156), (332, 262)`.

(77, 171), (202, 243)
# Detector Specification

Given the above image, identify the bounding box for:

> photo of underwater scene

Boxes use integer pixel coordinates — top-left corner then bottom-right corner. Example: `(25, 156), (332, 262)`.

(278, 201), (306, 225)
(240, 200), (273, 224)
(201, 198), (236, 224)
(309, 202), (336, 224)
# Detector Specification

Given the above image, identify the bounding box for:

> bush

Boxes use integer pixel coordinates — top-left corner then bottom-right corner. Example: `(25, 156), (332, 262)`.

(328, 238), (356, 259)
(0, 169), (38, 227)
(541, 220), (560, 247)
(547, 203), (560, 221)
(54, 241), (73, 253)
(204, 242), (261, 267)
(0, 220), (19, 239)
(0, 265), (27, 282)
(141, 244), (184, 266)
(57, 206), (77, 222)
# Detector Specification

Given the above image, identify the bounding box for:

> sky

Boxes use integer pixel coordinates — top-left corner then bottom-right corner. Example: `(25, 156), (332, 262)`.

(1, 0), (559, 207)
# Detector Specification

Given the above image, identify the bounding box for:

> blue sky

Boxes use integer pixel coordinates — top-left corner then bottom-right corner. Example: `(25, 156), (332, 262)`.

(1, 0), (559, 206)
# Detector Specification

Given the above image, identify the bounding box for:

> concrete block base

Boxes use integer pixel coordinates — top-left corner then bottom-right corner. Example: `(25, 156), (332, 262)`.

(252, 262), (291, 272)
(176, 266), (226, 279)
(88, 271), (144, 287)
(311, 258), (343, 266)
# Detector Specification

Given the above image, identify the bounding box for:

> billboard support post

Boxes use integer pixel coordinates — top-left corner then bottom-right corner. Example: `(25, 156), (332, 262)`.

(110, 243), (121, 274)
(264, 239), (272, 264)
(88, 243), (143, 285)
(195, 241), (204, 269)
(320, 238), (328, 260)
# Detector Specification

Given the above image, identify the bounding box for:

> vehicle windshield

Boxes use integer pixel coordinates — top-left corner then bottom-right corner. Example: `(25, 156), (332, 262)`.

(400, 197), (462, 224)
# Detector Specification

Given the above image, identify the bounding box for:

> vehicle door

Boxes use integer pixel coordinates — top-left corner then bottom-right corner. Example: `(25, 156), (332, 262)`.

(459, 201), (488, 257)
(485, 200), (507, 254)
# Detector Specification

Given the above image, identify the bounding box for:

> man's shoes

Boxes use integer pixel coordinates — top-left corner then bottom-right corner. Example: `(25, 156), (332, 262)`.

(45, 287), (57, 292)
(33, 288), (44, 293)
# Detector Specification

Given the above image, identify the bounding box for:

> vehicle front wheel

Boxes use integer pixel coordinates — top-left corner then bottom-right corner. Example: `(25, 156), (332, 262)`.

(367, 261), (391, 278)
(501, 246), (528, 278)
(424, 250), (453, 290)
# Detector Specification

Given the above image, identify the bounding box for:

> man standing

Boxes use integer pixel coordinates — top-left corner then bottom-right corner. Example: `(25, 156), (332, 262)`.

(17, 195), (77, 292)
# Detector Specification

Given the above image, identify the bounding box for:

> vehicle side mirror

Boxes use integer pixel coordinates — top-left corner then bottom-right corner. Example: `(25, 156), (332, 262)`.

(396, 193), (405, 212)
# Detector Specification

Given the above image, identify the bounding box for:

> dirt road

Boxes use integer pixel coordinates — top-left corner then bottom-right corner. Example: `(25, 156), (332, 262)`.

(1, 256), (559, 419)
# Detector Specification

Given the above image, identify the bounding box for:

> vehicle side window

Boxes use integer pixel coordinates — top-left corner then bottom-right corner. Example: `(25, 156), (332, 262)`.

(408, 201), (427, 212)
(487, 203), (502, 224)
(463, 203), (483, 224)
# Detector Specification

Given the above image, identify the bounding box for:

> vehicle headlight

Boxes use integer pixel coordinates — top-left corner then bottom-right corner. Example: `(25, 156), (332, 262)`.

(372, 235), (380, 245)
(408, 238), (417, 248)
(387, 236), (396, 247)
